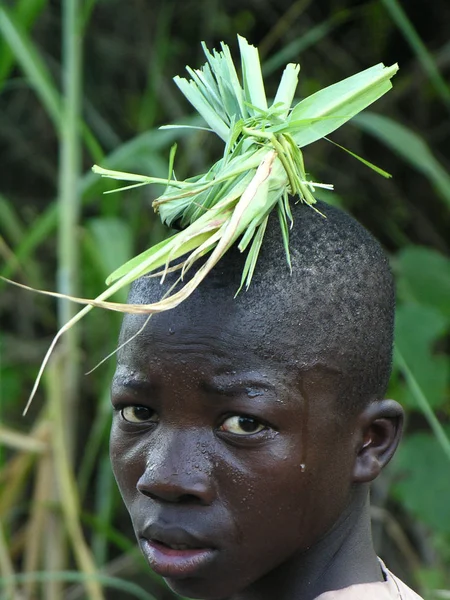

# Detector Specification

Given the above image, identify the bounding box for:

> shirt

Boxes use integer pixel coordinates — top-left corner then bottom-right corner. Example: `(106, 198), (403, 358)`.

(315, 560), (424, 600)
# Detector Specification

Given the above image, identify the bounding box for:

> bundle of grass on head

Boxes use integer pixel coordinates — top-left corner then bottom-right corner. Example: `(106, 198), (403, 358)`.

(11, 35), (398, 410)
(93, 35), (397, 309)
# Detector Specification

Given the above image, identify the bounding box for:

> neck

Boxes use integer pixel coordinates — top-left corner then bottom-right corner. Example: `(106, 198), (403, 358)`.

(232, 486), (382, 600)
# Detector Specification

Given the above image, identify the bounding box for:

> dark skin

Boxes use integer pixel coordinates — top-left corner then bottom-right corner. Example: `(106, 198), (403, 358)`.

(110, 299), (404, 600)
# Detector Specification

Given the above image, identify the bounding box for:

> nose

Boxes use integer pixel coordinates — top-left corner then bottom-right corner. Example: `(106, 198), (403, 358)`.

(137, 429), (216, 505)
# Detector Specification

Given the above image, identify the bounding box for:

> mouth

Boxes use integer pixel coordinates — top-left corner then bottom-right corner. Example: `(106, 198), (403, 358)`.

(153, 540), (200, 551)
(140, 527), (216, 578)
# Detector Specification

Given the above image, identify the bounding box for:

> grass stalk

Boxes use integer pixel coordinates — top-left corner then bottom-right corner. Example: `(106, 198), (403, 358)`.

(381, 0), (450, 112)
(57, 0), (82, 462)
(34, 1), (86, 594)
(23, 448), (53, 599)
(0, 522), (16, 600)
(0, 419), (49, 519)
(46, 356), (104, 600)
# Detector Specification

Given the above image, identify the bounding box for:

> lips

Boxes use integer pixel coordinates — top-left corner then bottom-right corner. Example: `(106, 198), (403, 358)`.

(156, 541), (197, 551)
(140, 525), (217, 579)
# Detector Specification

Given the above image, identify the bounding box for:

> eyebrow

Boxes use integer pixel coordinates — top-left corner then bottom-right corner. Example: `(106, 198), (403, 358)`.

(111, 377), (159, 396)
(200, 380), (274, 398)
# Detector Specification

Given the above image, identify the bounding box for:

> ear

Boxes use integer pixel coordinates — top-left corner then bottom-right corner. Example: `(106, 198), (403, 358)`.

(352, 400), (404, 483)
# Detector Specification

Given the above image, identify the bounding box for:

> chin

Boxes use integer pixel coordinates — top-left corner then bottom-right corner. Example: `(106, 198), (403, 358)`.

(164, 577), (233, 600)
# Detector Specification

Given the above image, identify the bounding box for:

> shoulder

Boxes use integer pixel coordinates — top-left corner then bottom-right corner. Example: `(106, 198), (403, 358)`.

(315, 561), (424, 600)
(383, 563), (424, 600)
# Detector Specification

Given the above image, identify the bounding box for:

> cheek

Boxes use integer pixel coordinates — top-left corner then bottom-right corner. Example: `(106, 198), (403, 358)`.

(109, 424), (144, 505)
(216, 447), (312, 552)
(217, 439), (354, 558)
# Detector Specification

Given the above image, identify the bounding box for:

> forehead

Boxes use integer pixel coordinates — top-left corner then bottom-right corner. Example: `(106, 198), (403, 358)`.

(120, 274), (335, 366)
(117, 307), (285, 377)
(115, 302), (343, 409)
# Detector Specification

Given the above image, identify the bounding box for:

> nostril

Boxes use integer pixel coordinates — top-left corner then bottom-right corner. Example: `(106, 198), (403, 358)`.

(179, 493), (204, 505)
(136, 471), (215, 504)
(138, 487), (202, 505)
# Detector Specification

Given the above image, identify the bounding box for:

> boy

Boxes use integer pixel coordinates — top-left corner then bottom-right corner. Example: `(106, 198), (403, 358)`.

(110, 200), (423, 599)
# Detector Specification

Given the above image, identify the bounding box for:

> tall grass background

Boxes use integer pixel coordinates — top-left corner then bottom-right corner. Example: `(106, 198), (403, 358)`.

(0, 0), (449, 598)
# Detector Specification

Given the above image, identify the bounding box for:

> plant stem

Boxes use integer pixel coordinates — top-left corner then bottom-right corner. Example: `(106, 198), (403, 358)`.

(0, 521), (16, 600)
(395, 347), (450, 464)
(47, 357), (105, 600)
(57, 0), (82, 460)
(49, 1), (84, 596)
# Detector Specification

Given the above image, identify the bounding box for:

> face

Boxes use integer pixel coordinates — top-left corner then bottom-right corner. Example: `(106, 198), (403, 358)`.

(110, 302), (361, 600)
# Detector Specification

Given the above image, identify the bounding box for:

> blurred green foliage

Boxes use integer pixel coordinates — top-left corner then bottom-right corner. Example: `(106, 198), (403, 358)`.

(0, 0), (449, 598)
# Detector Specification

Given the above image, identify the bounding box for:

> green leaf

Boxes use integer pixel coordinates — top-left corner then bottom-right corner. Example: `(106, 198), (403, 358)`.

(394, 304), (449, 410)
(277, 197), (292, 272)
(0, 0), (47, 87)
(237, 215), (269, 293)
(395, 246), (450, 319)
(0, 3), (102, 162)
(353, 112), (450, 209)
(173, 76), (230, 141)
(391, 430), (450, 533)
(219, 41), (249, 119)
(0, 3), (61, 126)
(238, 35), (268, 112)
(0, 194), (25, 244)
(289, 63), (398, 148)
(0, 122), (199, 284)
(271, 63), (300, 119)
(105, 232), (179, 285)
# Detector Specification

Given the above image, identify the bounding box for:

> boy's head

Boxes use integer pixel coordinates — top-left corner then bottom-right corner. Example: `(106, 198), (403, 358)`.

(110, 201), (403, 599)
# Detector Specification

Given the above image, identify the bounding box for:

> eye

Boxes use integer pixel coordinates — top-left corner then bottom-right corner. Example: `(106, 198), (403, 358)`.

(219, 415), (266, 436)
(120, 406), (157, 424)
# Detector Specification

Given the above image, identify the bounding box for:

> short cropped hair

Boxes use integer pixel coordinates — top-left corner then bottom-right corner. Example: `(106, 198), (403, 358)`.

(127, 199), (395, 415)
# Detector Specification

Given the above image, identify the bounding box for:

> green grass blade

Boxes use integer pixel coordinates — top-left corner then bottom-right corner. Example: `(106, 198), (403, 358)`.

(395, 346), (450, 464)
(0, 3), (102, 162)
(354, 112), (450, 208)
(324, 137), (392, 178)
(92, 457), (114, 565)
(167, 143), (177, 182)
(173, 76), (230, 141)
(381, 0), (450, 111)
(290, 63), (398, 147)
(271, 63), (300, 119)
(0, 123), (199, 283)
(0, 194), (25, 244)
(238, 215), (269, 293)
(0, 0), (47, 87)
(92, 164), (177, 185)
(185, 63), (226, 121)
(0, 3), (61, 126)
(277, 198), (292, 272)
(220, 41), (248, 119)
(238, 35), (268, 111)
(105, 232), (178, 284)
(105, 216), (221, 286)
(160, 124), (213, 132)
